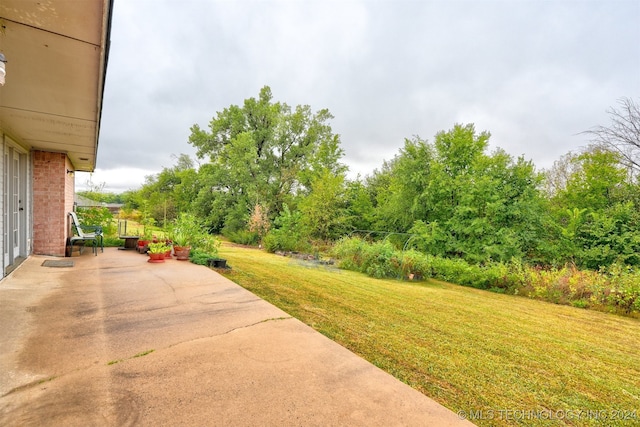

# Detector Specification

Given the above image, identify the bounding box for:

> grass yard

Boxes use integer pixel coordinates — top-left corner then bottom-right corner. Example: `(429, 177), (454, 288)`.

(218, 243), (640, 427)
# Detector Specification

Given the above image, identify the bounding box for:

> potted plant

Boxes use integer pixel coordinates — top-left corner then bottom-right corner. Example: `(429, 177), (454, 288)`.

(137, 228), (154, 253)
(170, 213), (201, 261)
(206, 258), (227, 269)
(163, 240), (173, 258)
(137, 217), (156, 253)
(200, 234), (224, 268)
(147, 242), (171, 263)
(137, 230), (149, 252)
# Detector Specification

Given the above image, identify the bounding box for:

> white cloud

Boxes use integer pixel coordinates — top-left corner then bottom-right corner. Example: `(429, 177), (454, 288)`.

(75, 168), (157, 193)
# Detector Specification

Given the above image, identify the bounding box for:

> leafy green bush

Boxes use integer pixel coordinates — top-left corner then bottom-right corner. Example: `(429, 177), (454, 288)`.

(226, 229), (259, 246)
(332, 237), (367, 271)
(197, 234), (220, 258)
(399, 250), (432, 279)
(262, 205), (309, 253)
(188, 249), (212, 266)
(263, 231), (311, 253)
(361, 241), (399, 279)
(602, 263), (640, 314)
(76, 207), (115, 235)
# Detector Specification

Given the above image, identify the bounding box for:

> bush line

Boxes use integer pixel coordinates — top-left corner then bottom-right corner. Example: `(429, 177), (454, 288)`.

(331, 237), (640, 317)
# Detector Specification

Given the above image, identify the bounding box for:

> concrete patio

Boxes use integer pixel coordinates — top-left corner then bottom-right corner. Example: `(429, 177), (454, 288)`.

(0, 248), (472, 426)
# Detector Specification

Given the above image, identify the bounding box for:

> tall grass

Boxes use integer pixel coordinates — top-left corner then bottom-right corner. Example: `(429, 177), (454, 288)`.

(332, 237), (640, 317)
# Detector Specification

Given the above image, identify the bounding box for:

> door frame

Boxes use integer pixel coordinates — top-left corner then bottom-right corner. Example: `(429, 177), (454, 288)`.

(3, 137), (29, 275)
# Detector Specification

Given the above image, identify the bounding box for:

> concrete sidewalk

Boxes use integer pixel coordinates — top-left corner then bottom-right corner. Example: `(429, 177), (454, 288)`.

(0, 248), (472, 426)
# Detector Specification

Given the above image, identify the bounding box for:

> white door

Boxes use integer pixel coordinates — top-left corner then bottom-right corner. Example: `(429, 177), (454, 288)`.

(3, 149), (8, 268)
(11, 148), (20, 259)
(3, 145), (25, 270)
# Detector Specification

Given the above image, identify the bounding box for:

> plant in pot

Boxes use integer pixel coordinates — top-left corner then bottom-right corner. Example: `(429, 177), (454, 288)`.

(137, 225), (154, 253)
(147, 242), (171, 263)
(170, 213), (201, 261)
(138, 218), (157, 254)
(201, 235), (225, 268)
(162, 241), (173, 258)
(137, 230), (149, 252)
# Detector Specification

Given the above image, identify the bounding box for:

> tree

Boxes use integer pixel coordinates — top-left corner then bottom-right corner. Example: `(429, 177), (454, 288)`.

(343, 178), (375, 232)
(542, 151), (581, 199)
(582, 97), (640, 174)
(298, 170), (347, 240)
(371, 137), (434, 232)
(559, 148), (628, 211)
(545, 146), (640, 268)
(188, 86), (345, 234)
(371, 124), (546, 264)
(129, 154), (200, 228)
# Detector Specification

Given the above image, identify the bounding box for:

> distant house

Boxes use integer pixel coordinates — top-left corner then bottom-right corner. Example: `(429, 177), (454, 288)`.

(1, 1), (114, 277)
(74, 194), (123, 215)
(75, 195), (102, 209)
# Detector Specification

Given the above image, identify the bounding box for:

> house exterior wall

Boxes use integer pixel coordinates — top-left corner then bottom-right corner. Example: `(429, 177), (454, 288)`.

(32, 151), (73, 256)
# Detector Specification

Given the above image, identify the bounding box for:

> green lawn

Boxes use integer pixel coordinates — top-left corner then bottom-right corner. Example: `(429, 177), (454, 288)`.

(218, 244), (640, 426)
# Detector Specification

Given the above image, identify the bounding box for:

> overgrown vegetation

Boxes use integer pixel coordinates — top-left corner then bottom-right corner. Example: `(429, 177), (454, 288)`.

(76, 89), (640, 424)
(218, 244), (640, 427)
(100, 92), (640, 313)
(75, 206), (116, 235)
(332, 237), (640, 317)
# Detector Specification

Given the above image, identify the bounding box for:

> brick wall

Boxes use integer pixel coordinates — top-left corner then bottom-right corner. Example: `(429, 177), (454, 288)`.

(32, 151), (72, 256)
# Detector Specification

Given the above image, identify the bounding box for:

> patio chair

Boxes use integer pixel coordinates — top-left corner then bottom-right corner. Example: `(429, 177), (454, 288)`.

(69, 212), (104, 256)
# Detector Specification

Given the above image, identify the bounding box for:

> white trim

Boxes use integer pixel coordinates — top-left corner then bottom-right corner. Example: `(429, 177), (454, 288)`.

(1, 132), (32, 278)
(6, 136), (28, 154)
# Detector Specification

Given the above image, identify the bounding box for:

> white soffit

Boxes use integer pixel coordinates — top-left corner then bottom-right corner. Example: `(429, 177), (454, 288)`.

(0, 0), (112, 171)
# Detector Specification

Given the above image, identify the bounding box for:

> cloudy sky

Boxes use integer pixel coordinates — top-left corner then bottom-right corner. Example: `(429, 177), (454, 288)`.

(77, 0), (640, 193)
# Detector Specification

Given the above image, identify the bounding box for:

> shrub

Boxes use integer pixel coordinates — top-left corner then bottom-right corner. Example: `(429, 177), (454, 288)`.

(329, 238), (640, 317)
(429, 256), (471, 284)
(263, 230), (311, 253)
(188, 249), (211, 266)
(226, 229), (259, 246)
(76, 207), (115, 235)
(332, 237), (367, 271)
(361, 241), (399, 279)
(604, 263), (640, 314)
(263, 205), (309, 253)
(400, 250), (432, 280)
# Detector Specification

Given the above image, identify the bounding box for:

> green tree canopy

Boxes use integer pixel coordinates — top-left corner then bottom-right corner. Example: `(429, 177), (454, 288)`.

(373, 124), (546, 263)
(188, 86), (346, 233)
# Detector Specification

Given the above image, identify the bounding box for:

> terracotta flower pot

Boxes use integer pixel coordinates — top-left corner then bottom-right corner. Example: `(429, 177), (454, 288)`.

(173, 245), (191, 261)
(148, 253), (165, 263)
(137, 240), (150, 254)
